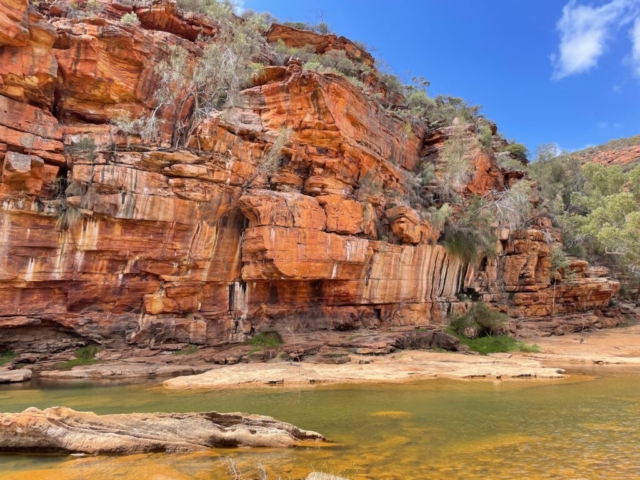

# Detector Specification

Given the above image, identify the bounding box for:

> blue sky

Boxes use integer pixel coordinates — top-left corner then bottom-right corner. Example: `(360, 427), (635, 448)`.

(243, 0), (640, 156)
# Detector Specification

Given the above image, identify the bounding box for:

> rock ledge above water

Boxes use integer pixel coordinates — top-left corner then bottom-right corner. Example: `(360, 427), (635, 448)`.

(0, 407), (326, 454)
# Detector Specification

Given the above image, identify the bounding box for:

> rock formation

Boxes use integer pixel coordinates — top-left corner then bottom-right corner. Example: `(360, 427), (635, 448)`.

(572, 135), (640, 169)
(0, 406), (326, 452)
(0, 0), (619, 355)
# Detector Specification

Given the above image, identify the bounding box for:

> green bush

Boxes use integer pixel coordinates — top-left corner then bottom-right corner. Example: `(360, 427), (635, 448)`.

(455, 335), (540, 355)
(501, 143), (529, 163)
(120, 12), (140, 24)
(442, 197), (496, 263)
(57, 344), (101, 370)
(478, 124), (493, 148)
(247, 330), (283, 348)
(457, 335), (516, 355)
(0, 351), (16, 366)
(447, 302), (507, 337)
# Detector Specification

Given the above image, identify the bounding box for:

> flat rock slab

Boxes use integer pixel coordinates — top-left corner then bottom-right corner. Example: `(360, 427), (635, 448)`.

(0, 369), (32, 383)
(163, 350), (566, 390)
(39, 364), (210, 379)
(0, 407), (326, 454)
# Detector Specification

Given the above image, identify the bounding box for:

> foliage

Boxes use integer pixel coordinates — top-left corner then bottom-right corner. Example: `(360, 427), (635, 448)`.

(247, 330), (283, 348)
(571, 134), (640, 167)
(491, 180), (532, 230)
(447, 302), (508, 338)
(282, 20), (332, 34)
(56, 204), (83, 231)
(358, 169), (384, 198)
(66, 138), (97, 162)
(437, 124), (474, 202)
(455, 335), (539, 355)
(172, 345), (199, 355)
(442, 196), (496, 263)
(258, 128), (291, 179)
(531, 141), (640, 291)
(120, 12), (140, 24)
(528, 144), (584, 217)
(478, 124), (493, 148)
(302, 50), (357, 77)
(0, 351), (16, 366)
(148, 0), (264, 146)
(501, 142), (529, 163)
(240, 9), (277, 32)
(550, 247), (570, 274)
(497, 154), (527, 172)
(57, 344), (101, 370)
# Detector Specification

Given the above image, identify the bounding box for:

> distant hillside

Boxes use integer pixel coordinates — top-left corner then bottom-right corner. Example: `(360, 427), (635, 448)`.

(572, 135), (640, 170)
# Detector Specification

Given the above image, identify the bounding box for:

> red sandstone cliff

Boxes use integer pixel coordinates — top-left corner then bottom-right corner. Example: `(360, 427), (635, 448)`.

(572, 135), (640, 169)
(0, 0), (619, 353)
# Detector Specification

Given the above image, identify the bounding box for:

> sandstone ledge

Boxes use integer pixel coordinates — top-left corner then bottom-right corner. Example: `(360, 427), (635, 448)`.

(0, 407), (327, 454)
(0, 368), (31, 383)
(163, 350), (567, 390)
(39, 364), (210, 380)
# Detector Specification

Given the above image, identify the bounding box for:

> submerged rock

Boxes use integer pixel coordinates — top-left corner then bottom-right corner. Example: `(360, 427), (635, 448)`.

(307, 473), (351, 480)
(0, 407), (326, 454)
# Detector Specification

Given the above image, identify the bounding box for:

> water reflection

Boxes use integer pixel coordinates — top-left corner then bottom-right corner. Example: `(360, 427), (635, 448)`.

(1, 370), (639, 479)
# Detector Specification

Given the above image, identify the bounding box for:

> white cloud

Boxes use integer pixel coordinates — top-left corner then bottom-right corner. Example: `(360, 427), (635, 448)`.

(552, 0), (640, 79)
(632, 17), (640, 75)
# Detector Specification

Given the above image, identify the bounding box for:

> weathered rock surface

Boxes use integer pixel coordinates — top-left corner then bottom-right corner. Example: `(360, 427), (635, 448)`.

(0, 368), (31, 383)
(163, 350), (566, 390)
(0, 0), (620, 355)
(0, 406), (326, 453)
(39, 363), (209, 379)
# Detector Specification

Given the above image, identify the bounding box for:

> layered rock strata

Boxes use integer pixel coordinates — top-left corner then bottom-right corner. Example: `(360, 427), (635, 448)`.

(0, 407), (326, 452)
(0, 0), (619, 353)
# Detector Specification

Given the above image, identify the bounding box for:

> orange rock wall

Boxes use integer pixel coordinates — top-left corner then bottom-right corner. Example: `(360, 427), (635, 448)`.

(0, 0), (619, 351)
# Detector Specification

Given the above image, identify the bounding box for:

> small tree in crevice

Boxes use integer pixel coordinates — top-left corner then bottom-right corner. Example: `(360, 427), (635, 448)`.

(437, 124), (475, 203)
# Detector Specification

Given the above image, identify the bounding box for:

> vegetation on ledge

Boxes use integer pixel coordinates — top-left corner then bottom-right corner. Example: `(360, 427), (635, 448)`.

(56, 344), (101, 370)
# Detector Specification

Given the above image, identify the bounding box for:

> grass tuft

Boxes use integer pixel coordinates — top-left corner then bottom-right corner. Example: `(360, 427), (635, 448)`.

(247, 330), (283, 348)
(172, 344), (199, 356)
(456, 335), (540, 355)
(57, 344), (101, 370)
(0, 351), (16, 366)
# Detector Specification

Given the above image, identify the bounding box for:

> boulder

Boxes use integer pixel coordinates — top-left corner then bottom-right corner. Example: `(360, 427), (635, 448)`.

(0, 407), (326, 453)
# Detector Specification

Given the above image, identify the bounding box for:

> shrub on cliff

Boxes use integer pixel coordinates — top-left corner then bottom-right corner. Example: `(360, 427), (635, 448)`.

(492, 179), (533, 231)
(442, 196), (497, 263)
(436, 124), (475, 202)
(447, 302), (507, 338)
(282, 20), (332, 34)
(142, 0), (265, 146)
(120, 12), (140, 24)
(500, 142), (529, 163)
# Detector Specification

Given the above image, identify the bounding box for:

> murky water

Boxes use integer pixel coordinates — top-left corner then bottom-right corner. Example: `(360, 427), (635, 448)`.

(1, 368), (639, 479)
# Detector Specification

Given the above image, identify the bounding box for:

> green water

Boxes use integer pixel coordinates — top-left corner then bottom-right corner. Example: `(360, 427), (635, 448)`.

(1, 369), (640, 479)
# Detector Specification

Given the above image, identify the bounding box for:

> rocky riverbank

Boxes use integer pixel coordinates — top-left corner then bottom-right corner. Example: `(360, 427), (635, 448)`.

(2, 314), (639, 386)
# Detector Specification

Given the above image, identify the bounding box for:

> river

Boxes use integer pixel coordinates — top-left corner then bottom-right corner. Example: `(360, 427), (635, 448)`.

(0, 367), (639, 479)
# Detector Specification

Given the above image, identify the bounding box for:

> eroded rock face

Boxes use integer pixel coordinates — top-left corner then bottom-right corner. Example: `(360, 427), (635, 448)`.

(0, 407), (326, 453)
(0, 0), (620, 353)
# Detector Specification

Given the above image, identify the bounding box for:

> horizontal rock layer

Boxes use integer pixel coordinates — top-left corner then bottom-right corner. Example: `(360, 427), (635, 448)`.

(0, 0), (619, 352)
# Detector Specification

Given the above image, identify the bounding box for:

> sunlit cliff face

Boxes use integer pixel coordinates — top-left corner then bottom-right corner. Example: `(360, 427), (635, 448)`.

(0, 0), (618, 355)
